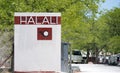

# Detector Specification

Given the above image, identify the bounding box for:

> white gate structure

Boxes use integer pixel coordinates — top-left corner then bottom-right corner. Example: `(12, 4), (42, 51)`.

(14, 13), (61, 73)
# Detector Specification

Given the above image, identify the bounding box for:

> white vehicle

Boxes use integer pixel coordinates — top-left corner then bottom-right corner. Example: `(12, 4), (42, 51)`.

(71, 50), (83, 64)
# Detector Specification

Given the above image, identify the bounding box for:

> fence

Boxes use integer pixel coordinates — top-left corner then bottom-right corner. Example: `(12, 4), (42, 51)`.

(0, 31), (13, 73)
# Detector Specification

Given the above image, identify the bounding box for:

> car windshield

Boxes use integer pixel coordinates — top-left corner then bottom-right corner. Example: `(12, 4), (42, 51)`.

(72, 51), (81, 55)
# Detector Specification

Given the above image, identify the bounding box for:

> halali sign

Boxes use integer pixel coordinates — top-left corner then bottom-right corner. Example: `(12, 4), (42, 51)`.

(14, 14), (61, 25)
(14, 13), (61, 73)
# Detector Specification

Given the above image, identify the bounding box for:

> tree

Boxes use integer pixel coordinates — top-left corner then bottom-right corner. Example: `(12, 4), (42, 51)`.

(0, 0), (105, 48)
(103, 8), (120, 53)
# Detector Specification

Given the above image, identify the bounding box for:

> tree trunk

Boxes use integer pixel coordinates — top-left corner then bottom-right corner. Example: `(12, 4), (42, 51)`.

(95, 47), (99, 64)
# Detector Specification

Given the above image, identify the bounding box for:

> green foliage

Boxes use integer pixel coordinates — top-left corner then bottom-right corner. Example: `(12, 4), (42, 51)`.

(108, 36), (120, 53)
(0, 0), (106, 51)
(99, 8), (120, 53)
(105, 8), (120, 37)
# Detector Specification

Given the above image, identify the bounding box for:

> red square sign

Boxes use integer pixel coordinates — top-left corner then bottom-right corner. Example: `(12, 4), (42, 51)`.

(37, 28), (52, 40)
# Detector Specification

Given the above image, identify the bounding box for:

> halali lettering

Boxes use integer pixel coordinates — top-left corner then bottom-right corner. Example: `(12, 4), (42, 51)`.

(14, 16), (61, 25)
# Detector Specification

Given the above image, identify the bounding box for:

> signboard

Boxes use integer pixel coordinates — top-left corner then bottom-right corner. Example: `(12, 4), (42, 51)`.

(37, 28), (52, 40)
(14, 13), (61, 73)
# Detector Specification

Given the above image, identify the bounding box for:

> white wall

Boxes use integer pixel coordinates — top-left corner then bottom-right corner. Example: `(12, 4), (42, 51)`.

(14, 13), (61, 72)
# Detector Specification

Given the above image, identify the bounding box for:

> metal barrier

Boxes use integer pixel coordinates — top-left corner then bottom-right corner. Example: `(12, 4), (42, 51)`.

(0, 31), (13, 73)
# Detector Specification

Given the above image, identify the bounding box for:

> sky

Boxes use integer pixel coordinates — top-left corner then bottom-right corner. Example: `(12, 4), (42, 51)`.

(99, 0), (120, 10)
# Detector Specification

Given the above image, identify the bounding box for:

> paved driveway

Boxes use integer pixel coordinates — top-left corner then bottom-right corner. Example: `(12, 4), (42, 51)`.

(72, 64), (120, 73)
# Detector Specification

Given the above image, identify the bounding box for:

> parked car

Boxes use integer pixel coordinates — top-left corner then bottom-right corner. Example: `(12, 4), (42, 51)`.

(102, 56), (109, 64)
(71, 50), (83, 64)
(108, 55), (118, 65)
(98, 55), (104, 64)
